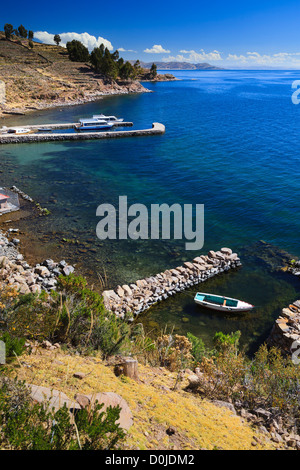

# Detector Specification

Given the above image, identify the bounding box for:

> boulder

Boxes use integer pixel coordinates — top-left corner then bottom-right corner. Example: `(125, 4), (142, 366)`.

(220, 247), (233, 256)
(75, 392), (133, 430)
(27, 384), (80, 412)
(34, 266), (50, 278)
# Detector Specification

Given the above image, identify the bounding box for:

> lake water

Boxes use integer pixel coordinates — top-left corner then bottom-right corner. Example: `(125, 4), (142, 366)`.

(1, 69), (300, 352)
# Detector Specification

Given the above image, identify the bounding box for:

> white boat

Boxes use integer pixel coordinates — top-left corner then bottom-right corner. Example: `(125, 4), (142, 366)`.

(194, 292), (254, 313)
(93, 114), (124, 123)
(76, 118), (114, 131)
(7, 128), (33, 135)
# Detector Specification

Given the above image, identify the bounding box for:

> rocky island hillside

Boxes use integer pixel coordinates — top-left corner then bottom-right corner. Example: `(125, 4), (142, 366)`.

(0, 33), (175, 117)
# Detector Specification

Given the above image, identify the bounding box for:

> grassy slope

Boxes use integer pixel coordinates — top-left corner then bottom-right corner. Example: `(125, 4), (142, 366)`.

(11, 347), (275, 450)
(0, 34), (145, 113)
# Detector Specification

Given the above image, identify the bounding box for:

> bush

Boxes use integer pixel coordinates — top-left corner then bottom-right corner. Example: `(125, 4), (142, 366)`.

(187, 332), (206, 365)
(0, 332), (26, 362)
(157, 333), (193, 371)
(0, 377), (125, 450)
(0, 275), (132, 358)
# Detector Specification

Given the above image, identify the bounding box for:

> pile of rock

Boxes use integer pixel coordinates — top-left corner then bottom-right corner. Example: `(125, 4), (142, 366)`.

(10, 185), (34, 202)
(0, 229), (74, 294)
(267, 300), (300, 355)
(288, 260), (300, 276)
(102, 248), (241, 319)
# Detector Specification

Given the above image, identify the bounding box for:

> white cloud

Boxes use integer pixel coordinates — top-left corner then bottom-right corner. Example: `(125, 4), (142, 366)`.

(118, 47), (137, 53)
(162, 49), (222, 63)
(34, 31), (113, 51)
(161, 48), (300, 68)
(225, 51), (300, 67)
(144, 44), (171, 54)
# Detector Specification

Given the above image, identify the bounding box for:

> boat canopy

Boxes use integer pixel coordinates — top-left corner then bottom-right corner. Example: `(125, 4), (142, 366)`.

(195, 293), (238, 308)
(79, 118), (107, 124)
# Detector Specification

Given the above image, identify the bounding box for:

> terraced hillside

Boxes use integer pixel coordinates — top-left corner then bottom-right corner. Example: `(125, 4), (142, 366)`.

(0, 34), (146, 116)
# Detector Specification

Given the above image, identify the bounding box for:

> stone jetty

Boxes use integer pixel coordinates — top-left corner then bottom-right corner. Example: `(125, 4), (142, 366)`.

(0, 122), (165, 144)
(0, 230), (75, 294)
(267, 300), (300, 356)
(102, 248), (241, 319)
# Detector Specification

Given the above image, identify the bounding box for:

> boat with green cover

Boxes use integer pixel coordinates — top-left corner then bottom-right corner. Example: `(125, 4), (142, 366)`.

(194, 292), (254, 312)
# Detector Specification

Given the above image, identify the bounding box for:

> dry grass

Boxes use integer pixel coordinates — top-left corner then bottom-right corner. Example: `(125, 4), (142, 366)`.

(0, 34), (146, 114)
(7, 346), (276, 451)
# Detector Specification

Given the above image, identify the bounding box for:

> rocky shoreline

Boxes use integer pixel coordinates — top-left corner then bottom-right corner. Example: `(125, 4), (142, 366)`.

(0, 81), (151, 119)
(103, 248), (242, 319)
(0, 229), (75, 295)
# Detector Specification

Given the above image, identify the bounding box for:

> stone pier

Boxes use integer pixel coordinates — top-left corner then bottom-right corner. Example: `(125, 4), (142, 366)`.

(267, 300), (300, 355)
(0, 122), (165, 144)
(102, 247), (241, 319)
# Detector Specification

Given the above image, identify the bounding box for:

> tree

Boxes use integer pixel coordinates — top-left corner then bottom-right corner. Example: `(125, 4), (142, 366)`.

(28, 40), (34, 49)
(150, 63), (157, 78)
(18, 24), (28, 39)
(28, 30), (34, 40)
(54, 34), (61, 46)
(119, 61), (135, 80)
(90, 45), (118, 79)
(66, 40), (89, 62)
(4, 24), (14, 39)
(133, 60), (143, 77)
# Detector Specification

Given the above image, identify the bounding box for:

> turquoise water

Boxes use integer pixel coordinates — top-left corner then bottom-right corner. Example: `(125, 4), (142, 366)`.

(1, 69), (300, 351)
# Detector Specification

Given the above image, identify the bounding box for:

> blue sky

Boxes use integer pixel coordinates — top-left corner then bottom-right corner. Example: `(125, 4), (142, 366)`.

(2, 0), (300, 68)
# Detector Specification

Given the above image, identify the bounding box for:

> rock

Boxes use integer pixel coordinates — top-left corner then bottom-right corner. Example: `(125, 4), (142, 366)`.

(122, 285), (132, 296)
(73, 372), (86, 380)
(221, 247), (233, 256)
(75, 392), (133, 430)
(254, 408), (272, 419)
(62, 265), (74, 276)
(166, 426), (176, 436)
(213, 400), (236, 415)
(187, 374), (201, 388)
(27, 384), (80, 411)
(31, 284), (41, 294)
(35, 266), (50, 278)
(116, 286), (125, 297)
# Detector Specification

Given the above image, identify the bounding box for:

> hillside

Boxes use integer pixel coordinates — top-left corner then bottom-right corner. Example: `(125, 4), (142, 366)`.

(7, 345), (275, 451)
(0, 35), (147, 116)
(139, 61), (224, 70)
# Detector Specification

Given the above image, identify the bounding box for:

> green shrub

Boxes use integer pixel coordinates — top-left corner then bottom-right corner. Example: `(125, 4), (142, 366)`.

(0, 332), (26, 362)
(0, 377), (125, 450)
(187, 332), (206, 364)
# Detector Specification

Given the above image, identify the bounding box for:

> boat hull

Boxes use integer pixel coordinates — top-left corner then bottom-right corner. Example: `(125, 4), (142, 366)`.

(194, 292), (254, 312)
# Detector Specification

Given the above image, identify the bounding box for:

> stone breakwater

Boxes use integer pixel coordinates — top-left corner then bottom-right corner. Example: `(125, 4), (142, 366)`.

(0, 123), (165, 145)
(0, 230), (75, 295)
(267, 300), (300, 355)
(287, 260), (300, 277)
(102, 248), (241, 319)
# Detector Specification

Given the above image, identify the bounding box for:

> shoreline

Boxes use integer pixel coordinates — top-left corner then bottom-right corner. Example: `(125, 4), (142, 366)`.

(0, 84), (151, 120)
(0, 74), (177, 120)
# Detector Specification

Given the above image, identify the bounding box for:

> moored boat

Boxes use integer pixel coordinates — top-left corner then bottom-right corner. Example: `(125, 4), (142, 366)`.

(76, 118), (114, 131)
(194, 292), (254, 312)
(93, 114), (124, 123)
(7, 128), (33, 135)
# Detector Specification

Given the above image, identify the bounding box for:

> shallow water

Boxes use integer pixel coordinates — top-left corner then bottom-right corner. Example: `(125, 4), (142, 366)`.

(1, 70), (300, 351)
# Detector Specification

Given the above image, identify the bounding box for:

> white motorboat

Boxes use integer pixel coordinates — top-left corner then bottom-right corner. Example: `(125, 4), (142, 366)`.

(7, 128), (33, 135)
(194, 292), (254, 313)
(93, 114), (124, 123)
(76, 118), (114, 131)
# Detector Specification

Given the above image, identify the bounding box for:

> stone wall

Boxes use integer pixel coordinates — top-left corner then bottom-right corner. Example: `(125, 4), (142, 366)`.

(102, 247), (241, 319)
(267, 300), (300, 355)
